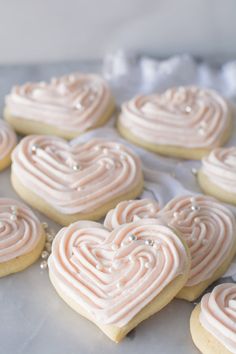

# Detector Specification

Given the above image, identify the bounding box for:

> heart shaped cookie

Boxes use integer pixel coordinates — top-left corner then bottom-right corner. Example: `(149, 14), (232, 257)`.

(11, 136), (143, 225)
(48, 219), (190, 342)
(159, 195), (236, 300)
(104, 198), (160, 230)
(118, 86), (231, 159)
(4, 73), (115, 139)
(0, 120), (17, 171)
(190, 283), (236, 354)
(198, 146), (236, 205)
(0, 198), (45, 277)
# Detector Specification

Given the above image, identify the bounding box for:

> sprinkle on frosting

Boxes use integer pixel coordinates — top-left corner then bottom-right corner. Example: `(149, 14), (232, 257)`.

(200, 283), (236, 353)
(119, 86), (230, 149)
(104, 198), (160, 230)
(5, 73), (114, 133)
(0, 120), (17, 161)
(48, 219), (188, 327)
(11, 136), (143, 215)
(159, 195), (235, 286)
(0, 198), (43, 262)
(201, 147), (236, 193)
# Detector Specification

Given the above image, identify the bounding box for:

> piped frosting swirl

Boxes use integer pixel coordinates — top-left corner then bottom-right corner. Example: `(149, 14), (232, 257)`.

(104, 198), (160, 230)
(119, 86), (230, 148)
(48, 219), (188, 327)
(11, 136), (143, 215)
(0, 120), (17, 161)
(200, 283), (236, 353)
(159, 195), (235, 286)
(0, 198), (43, 262)
(5, 73), (114, 133)
(201, 147), (236, 193)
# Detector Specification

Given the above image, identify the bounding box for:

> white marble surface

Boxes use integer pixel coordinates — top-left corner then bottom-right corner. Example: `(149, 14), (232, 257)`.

(0, 0), (236, 63)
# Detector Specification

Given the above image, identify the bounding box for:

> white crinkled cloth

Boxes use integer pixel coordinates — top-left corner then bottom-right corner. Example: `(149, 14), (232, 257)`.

(73, 52), (236, 285)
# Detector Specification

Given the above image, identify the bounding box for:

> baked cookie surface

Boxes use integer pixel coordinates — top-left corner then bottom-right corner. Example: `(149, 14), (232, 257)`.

(48, 219), (190, 342)
(0, 198), (45, 277)
(191, 283), (236, 354)
(4, 73), (115, 139)
(0, 120), (17, 171)
(118, 86), (231, 159)
(11, 136), (143, 225)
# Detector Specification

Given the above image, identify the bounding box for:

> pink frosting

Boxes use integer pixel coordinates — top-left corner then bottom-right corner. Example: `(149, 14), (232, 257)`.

(48, 219), (188, 327)
(200, 283), (236, 353)
(104, 198), (160, 230)
(0, 120), (17, 161)
(5, 73), (114, 132)
(159, 195), (235, 286)
(11, 136), (143, 215)
(119, 86), (230, 148)
(0, 198), (43, 262)
(201, 147), (236, 193)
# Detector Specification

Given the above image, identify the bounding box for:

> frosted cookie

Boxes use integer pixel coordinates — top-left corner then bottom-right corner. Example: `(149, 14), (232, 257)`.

(48, 219), (190, 342)
(104, 198), (160, 230)
(159, 195), (236, 301)
(0, 198), (45, 277)
(191, 283), (236, 354)
(11, 136), (143, 225)
(0, 120), (17, 171)
(198, 147), (236, 205)
(4, 73), (115, 139)
(118, 86), (231, 160)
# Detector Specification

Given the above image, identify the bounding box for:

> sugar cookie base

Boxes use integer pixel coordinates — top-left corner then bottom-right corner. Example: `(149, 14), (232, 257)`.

(0, 229), (45, 277)
(198, 170), (236, 205)
(49, 247), (190, 343)
(190, 304), (232, 354)
(117, 118), (232, 160)
(4, 100), (115, 140)
(177, 232), (236, 301)
(11, 172), (144, 226)
(0, 153), (13, 171)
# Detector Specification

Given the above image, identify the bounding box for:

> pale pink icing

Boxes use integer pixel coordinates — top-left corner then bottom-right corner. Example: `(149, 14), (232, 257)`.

(5, 73), (114, 132)
(201, 147), (236, 193)
(11, 136), (143, 215)
(104, 199), (160, 230)
(48, 219), (188, 327)
(0, 198), (43, 262)
(159, 195), (235, 287)
(0, 120), (17, 161)
(199, 283), (236, 353)
(119, 86), (230, 148)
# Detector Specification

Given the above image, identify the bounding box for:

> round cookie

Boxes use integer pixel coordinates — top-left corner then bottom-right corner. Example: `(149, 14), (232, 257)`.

(159, 195), (236, 301)
(0, 198), (45, 277)
(4, 73), (115, 139)
(0, 120), (17, 171)
(48, 219), (190, 342)
(104, 198), (160, 230)
(198, 147), (236, 205)
(117, 86), (232, 160)
(190, 283), (236, 354)
(11, 136), (144, 225)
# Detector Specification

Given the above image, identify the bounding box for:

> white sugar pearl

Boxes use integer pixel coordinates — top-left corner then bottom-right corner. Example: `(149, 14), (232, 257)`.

(40, 260), (48, 270)
(191, 168), (198, 176)
(41, 250), (49, 259)
(185, 105), (192, 113)
(10, 214), (17, 221)
(173, 212), (178, 219)
(46, 233), (54, 242)
(72, 164), (80, 171)
(145, 239), (154, 246)
(128, 234), (137, 241)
